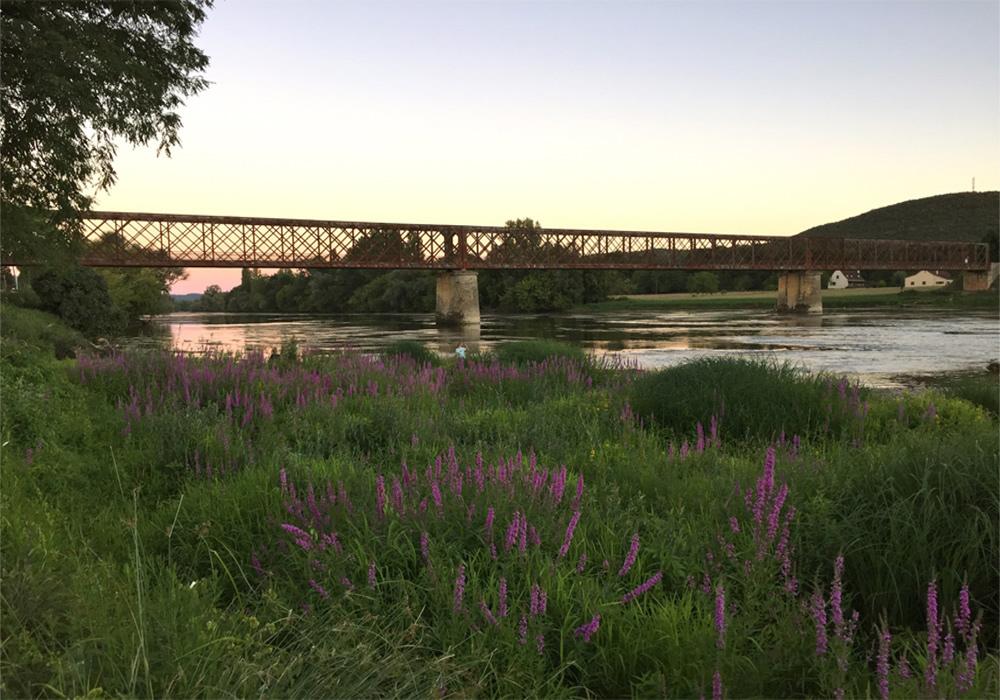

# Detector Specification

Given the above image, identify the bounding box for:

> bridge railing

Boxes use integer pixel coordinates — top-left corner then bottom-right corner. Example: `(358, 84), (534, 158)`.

(4, 211), (989, 272)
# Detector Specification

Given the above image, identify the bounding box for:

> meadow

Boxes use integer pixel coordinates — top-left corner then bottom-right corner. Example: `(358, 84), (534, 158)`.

(2, 306), (997, 698)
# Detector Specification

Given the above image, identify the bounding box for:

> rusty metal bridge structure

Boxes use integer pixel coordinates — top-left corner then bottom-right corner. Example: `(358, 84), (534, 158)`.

(5, 210), (990, 272)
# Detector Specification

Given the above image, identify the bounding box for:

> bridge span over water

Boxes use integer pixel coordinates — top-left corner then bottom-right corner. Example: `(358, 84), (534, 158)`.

(5, 210), (992, 323)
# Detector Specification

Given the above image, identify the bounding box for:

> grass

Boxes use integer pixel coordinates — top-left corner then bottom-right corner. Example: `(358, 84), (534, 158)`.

(2, 304), (997, 698)
(582, 286), (999, 312)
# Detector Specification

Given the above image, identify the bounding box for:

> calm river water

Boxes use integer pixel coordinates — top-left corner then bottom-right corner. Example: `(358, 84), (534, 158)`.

(150, 308), (999, 388)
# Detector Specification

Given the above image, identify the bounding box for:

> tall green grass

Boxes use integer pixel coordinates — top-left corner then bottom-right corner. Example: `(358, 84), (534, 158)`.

(2, 306), (997, 697)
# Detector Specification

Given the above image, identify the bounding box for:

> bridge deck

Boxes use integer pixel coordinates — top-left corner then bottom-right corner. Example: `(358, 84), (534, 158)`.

(8, 211), (990, 272)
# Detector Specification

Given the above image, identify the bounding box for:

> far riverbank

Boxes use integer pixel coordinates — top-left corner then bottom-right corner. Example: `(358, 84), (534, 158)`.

(581, 287), (999, 312)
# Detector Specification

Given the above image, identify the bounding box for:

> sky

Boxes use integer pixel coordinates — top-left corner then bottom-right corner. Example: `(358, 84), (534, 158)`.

(94, 0), (1000, 294)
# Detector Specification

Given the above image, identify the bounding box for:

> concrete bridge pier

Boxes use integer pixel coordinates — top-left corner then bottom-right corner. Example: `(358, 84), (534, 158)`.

(776, 271), (823, 314)
(436, 270), (480, 326)
(962, 270), (991, 291)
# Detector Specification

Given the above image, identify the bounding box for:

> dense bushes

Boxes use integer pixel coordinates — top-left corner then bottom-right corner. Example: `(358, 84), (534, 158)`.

(629, 357), (865, 441)
(31, 266), (125, 337)
(493, 339), (586, 365)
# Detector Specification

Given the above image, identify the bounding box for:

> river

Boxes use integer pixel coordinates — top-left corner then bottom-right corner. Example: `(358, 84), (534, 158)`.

(148, 307), (999, 388)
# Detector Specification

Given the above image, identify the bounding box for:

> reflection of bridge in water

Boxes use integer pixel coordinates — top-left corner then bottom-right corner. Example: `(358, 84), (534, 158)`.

(7, 210), (992, 324)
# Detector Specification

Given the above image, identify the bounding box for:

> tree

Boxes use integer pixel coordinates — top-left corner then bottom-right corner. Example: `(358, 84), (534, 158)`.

(1, 0), (213, 260)
(687, 271), (719, 294)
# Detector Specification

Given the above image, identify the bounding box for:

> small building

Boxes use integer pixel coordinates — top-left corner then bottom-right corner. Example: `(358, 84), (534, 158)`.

(904, 270), (952, 289)
(827, 270), (866, 289)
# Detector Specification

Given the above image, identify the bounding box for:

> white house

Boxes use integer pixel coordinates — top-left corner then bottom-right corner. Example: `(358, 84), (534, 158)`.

(904, 270), (952, 289)
(828, 270), (866, 289)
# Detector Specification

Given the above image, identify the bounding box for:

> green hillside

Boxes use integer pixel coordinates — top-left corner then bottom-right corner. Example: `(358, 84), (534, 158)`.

(797, 191), (999, 243)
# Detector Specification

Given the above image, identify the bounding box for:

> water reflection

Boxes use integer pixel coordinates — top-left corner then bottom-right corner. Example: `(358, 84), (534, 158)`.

(151, 308), (999, 387)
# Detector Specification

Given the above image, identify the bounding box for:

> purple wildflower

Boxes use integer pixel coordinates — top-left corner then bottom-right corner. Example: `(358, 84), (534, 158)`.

(715, 584), (726, 649)
(309, 579), (329, 599)
(877, 624), (891, 700)
(810, 589), (828, 655)
(498, 578), (508, 618)
(420, 531), (431, 565)
(576, 552), (587, 574)
(712, 670), (723, 700)
(453, 564), (466, 612)
(375, 475), (386, 518)
(518, 614), (528, 645)
(573, 613), (601, 642)
(618, 533), (640, 577)
(926, 579), (939, 689)
(485, 506), (495, 534)
(831, 556), (845, 637)
(479, 601), (498, 626)
(536, 633), (545, 655)
(622, 571), (663, 604)
(558, 511), (581, 559)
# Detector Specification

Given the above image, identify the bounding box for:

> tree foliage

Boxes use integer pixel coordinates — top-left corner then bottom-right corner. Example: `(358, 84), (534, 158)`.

(0, 0), (213, 259)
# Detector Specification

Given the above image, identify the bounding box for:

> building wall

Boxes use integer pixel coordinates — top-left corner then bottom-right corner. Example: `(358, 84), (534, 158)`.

(828, 270), (849, 289)
(904, 270), (950, 288)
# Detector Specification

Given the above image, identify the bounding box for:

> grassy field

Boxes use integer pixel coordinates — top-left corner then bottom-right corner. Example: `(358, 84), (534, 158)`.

(2, 304), (998, 698)
(583, 287), (999, 312)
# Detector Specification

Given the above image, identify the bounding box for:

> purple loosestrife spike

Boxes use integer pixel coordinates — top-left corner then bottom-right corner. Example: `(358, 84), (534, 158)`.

(498, 578), (508, 618)
(391, 479), (405, 515)
(831, 556), (845, 636)
(341, 577), (354, 591)
(576, 552), (587, 574)
(696, 422), (705, 452)
(766, 483), (789, 542)
(573, 614), (601, 642)
(558, 511), (582, 559)
(431, 480), (443, 513)
(518, 614), (528, 645)
(420, 531), (431, 564)
(309, 579), (329, 599)
(479, 601), (498, 626)
(942, 631), (955, 665)
(622, 571), (663, 604)
(453, 564), (466, 612)
(958, 619), (980, 693)
(573, 473), (584, 508)
(714, 584), (726, 649)
(926, 579), (939, 689)
(958, 583), (972, 639)
(518, 516), (528, 554)
(536, 634), (545, 655)
(485, 507), (495, 534)
(530, 585), (540, 616)
(368, 561), (376, 589)
(810, 589), (828, 655)
(618, 533), (640, 577)
(898, 655), (912, 679)
(729, 517), (740, 534)
(680, 441), (689, 459)
(877, 624), (891, 700)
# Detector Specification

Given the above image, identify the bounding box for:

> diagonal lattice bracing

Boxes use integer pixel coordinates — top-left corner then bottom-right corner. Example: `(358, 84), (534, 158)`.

(3, 210), (989, 273)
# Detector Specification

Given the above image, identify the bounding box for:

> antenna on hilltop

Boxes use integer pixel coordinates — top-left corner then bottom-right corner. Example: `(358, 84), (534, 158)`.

(972, 176), (976, 192)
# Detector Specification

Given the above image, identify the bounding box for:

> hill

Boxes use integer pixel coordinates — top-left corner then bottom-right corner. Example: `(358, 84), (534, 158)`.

(170, 292), (202, 302)
(797, 191), (999, 243)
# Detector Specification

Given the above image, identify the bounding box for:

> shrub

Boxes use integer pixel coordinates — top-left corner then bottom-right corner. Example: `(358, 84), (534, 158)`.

(383, 339), (439, 366)
(31, 266), (125, 337)
(494, 339), (586, 365)
(629, 357), (861, 442)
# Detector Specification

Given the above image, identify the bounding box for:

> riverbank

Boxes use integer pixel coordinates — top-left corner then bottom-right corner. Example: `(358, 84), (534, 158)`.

(582, 286), (999, 312)
(2, 305), (997, 697)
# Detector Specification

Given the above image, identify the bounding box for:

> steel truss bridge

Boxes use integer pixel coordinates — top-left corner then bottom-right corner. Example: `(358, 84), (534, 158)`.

(6, 211), (989, 272)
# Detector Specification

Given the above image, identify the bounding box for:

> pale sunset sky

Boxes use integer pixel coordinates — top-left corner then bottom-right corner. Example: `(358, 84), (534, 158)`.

(95, 0), (1000, 294)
